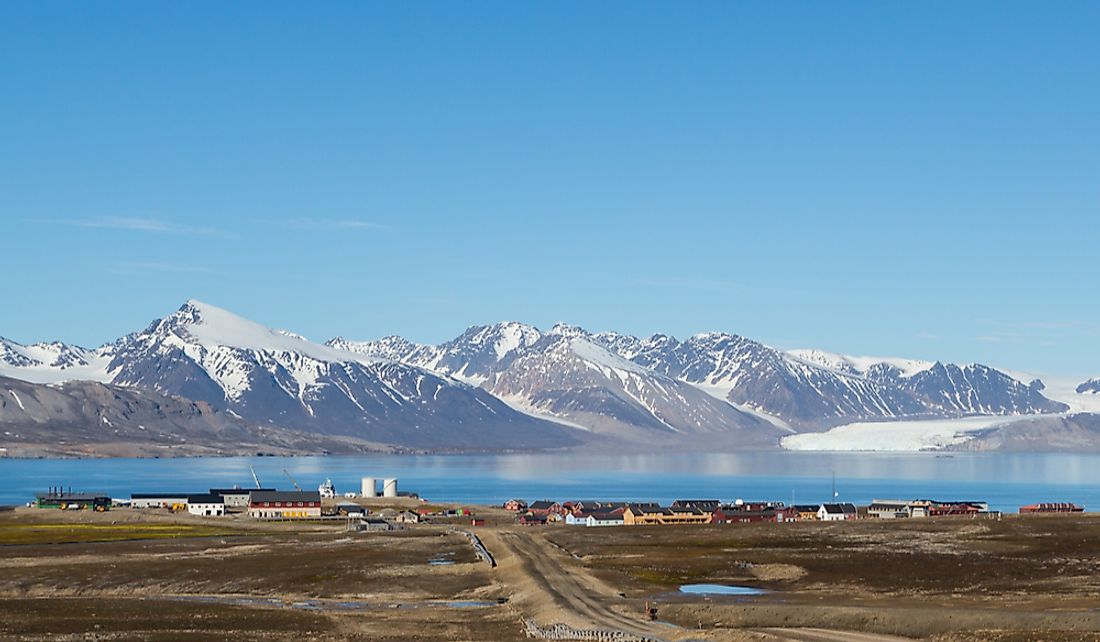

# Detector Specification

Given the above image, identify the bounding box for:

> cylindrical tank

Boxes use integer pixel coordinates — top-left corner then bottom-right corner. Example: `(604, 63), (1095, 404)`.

(383, 478), (398, 498)
(360, 477), (377, 498)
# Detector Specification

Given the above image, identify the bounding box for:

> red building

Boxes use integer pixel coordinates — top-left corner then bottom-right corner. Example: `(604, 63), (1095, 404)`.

(503, 499), (528, 512)
(1020, 503), (1084, 514)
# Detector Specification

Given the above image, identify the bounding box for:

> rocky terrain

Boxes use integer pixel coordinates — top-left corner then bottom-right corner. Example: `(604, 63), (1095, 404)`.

(0, 375), (385, 458)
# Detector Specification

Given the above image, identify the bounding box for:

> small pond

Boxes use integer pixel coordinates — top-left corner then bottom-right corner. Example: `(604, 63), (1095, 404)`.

(678, 584), (767, 596)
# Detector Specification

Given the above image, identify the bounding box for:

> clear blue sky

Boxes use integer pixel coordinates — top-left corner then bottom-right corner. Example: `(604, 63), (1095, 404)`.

(2, 3), (1098, 376)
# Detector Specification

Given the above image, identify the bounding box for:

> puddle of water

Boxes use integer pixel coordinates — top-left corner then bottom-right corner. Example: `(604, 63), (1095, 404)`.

(678, 583), (767, 596)
(440, 600), (497, 608)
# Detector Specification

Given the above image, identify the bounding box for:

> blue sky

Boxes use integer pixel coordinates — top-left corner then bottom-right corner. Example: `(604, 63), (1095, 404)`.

(2, 3), (1098, 376)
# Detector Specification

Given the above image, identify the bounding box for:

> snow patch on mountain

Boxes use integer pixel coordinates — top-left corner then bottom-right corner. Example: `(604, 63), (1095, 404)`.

(787, 349), (935, 378)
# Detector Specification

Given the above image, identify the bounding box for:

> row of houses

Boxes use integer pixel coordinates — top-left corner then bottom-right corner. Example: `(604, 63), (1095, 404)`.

(507, 497), (1005, 526)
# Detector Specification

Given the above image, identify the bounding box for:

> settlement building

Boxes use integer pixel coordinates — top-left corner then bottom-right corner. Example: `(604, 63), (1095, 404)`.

(622, 504), (712, 525)
(793, 505), (821, 521)
(186, 494), (226, 517)
(210, 488), (275, 508)
(130, 493), (191, 510)
(528, 501), (563, 516)
(503, 499), (528, 512)
(35, 491), (110, 511)
(584, 512), (624, 527)
(1020, 503), (1085, 514)
(248, 490), (322, 519)
(868, 500), (912, 519)
(818, 503), (858, 521)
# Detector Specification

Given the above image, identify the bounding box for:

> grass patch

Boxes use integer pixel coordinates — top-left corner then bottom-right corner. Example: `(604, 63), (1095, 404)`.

(0, 522), (244, 545)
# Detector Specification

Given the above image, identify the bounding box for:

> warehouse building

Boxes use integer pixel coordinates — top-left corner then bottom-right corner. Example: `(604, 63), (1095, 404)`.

(130, 493), (191, 510)
(35, 490), (110, 511)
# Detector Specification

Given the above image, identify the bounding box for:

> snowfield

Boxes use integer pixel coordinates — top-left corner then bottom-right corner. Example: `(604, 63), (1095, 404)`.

(780, 415), (1018, 452)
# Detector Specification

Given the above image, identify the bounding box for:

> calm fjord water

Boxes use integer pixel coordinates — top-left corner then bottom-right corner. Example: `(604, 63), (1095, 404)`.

(1, 452), (1098, 512)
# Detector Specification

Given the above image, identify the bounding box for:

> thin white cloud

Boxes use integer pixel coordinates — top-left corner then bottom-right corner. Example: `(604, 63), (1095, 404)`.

(46, 216), (224, 236)
(915, 332), (940, 340)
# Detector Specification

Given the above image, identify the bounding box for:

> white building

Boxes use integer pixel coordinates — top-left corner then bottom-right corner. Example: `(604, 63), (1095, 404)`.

(585, 514), (624, 527)
(868, 500), (911, 519)
(187, 494), (226, 517)
(818, 503), (858, 521)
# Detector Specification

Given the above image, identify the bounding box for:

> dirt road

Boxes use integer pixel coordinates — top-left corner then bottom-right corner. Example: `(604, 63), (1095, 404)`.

(486, 528), (914, 642)
(491, 529), (666, 639)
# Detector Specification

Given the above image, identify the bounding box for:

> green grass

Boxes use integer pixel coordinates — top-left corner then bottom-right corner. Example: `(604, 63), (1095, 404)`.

(0, 523), (245, 545)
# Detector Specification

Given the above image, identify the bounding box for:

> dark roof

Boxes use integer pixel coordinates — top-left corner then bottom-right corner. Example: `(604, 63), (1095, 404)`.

(130, 492), (192, 499)
(822, 503), (858, 514)
(186, 494), (224, 504)
(671, 499), (720, 509)
(529, 500), (558, 510)
(250, 490), (321, 503)
(793, 504), (821, 512)
(210, 488), (275, 495)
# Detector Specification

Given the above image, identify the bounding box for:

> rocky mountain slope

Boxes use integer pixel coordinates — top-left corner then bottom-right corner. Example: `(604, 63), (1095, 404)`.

(950, 413), (1100, 453)
(1076, 378), (1100, 395)
(0, 375), (383, 458)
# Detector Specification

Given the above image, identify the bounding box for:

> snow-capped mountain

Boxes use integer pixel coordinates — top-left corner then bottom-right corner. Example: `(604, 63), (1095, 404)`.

(1076, 378), (1100, 394)
(0, 303), (1077, 453)
(336, 322), (780, 446)
(486, 334), (780, 446)
(1, 302), (579, 450)
(0, 337), (109, 383)
(333, 321), (543, 385)
(610, 332), (1066, 426)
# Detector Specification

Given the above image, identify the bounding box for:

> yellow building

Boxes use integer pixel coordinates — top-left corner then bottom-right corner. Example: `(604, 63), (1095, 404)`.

(623, 504), (712, 526)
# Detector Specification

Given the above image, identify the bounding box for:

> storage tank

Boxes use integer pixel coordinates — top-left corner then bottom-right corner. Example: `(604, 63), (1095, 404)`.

(360, 477), (377, 498)
(383, 478), (398, 498)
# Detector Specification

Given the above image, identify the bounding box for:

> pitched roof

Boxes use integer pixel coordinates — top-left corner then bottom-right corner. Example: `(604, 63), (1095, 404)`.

(822, 503), (858, 514)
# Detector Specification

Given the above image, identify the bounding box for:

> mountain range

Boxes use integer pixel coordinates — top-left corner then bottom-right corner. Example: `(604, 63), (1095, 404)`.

(1, 300), (1094, 456)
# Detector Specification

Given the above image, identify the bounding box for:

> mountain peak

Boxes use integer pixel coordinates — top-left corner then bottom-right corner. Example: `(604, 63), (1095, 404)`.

(151, 300), (350, 362)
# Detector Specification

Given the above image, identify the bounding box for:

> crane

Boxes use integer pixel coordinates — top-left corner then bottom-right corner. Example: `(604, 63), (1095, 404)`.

(283, 468), (302, 491)
(249, 465), (262, 489)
